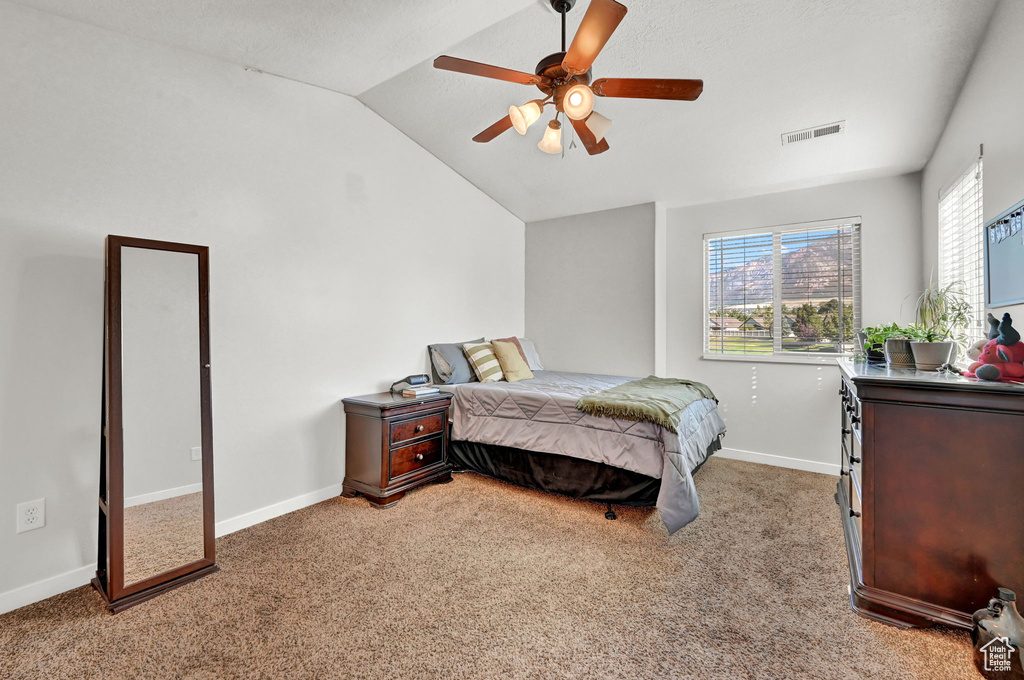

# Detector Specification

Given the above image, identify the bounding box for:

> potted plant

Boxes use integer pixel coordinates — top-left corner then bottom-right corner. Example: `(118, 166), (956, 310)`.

(859, 323), (911, 364)
(882, 325), (918, 368)
(909, 281), (974, 370)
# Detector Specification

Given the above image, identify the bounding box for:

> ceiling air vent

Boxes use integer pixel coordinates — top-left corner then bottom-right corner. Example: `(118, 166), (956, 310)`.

(781, 121), (846, 146)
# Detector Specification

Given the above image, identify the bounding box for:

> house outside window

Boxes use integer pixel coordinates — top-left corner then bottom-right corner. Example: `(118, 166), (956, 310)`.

(704, 219), (861, 361)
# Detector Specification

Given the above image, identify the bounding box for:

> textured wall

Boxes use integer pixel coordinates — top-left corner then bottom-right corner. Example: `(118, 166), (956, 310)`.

(526, 203), (655, 377)
(0, 3), (524, 606)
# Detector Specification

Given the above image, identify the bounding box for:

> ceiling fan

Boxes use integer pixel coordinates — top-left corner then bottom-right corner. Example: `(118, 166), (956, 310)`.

(433, 0), (703, 156)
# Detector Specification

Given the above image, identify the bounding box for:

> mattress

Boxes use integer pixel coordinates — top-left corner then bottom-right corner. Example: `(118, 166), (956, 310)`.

(449, 370), (727, 533)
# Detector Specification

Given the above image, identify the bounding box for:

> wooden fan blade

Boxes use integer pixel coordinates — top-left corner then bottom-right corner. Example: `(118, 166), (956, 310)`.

(562, 0), (628, 76)
(433, 56), (549, 86)
(571, 117), (610, 155)
(473, 115), (514, 143)
(592, 78), (704, 101)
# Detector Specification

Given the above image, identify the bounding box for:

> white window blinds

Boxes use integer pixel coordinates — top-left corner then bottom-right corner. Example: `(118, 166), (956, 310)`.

(938, 157), (984, 339)
(705, 221), (861, 357)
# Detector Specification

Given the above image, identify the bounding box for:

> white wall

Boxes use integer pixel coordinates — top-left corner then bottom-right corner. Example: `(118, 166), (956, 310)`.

(0, 2), (524, 609)
(525, 203), (655, 377)
(922, 0), (1024, 323)
(666, 174), (923, 472)
(121, 247), (203, 500)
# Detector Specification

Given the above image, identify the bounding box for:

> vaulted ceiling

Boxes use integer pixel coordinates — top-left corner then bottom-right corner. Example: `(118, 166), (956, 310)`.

(10, 0), (999, 222)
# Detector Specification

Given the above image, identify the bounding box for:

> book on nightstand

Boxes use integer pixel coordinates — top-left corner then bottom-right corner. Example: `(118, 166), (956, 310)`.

(401, 385), (440, 398)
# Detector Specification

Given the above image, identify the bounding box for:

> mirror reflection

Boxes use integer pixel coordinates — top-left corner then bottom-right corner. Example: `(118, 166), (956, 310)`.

(120, 246), (204, 585)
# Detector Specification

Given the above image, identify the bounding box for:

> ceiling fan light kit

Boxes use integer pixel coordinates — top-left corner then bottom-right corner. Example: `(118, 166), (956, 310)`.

(562, 83), (595, 120)
(433, 0), (703, 157)
(538, 119), (563, 154)
(584, 110), (612, 142)
(509, 100), (544, 134)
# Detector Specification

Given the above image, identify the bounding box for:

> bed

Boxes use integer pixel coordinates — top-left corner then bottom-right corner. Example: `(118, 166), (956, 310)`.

(443, 370), (727, 533)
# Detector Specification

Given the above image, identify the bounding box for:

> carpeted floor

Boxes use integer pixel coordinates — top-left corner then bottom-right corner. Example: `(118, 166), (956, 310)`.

(0, 458), (975, 680)
(124, 492), (205, 585)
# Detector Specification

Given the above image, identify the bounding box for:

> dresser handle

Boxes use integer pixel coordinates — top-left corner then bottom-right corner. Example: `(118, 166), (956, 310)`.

(414, 453), (424, 461)
(849, 456), (861, 464)
(841, 428), (851, 435)
(850, 509), (862, 518)
(415, 425), (424, 433)
(850, 415), (861, 424)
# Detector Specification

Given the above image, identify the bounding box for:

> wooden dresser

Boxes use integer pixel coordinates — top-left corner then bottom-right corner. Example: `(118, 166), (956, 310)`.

(342, 392), (453, 507)
(837, 359), (1024, 629)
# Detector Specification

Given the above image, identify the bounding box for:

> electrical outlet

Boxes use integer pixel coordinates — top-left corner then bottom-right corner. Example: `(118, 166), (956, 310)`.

(16, 498), (45, 534)
(191, 446), (202, 461)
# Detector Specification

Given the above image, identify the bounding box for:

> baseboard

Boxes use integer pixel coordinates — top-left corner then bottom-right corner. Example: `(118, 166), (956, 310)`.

(214, 482), (341, 538)
(0, 564), (97, 616)
(125, 482), (203, 508)
(0, 482), (342, 615)
(716, 447), (840, 476)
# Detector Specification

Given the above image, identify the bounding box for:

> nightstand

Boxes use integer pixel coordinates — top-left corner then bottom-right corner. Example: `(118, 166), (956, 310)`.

(341, 391), (453, 507)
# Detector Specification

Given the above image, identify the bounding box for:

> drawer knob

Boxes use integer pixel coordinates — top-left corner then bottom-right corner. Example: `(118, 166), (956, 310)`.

(849, 456), (861, 464)
(850, 415), (861, 424)
(850, 509), (862, 518)
(415, 425), (424, 433)
(841, 427), (851, 435)
(415, 453), (424, 461)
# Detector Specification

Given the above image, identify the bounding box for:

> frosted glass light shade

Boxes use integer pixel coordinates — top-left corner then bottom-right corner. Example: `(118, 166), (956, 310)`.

(585, 111), (613, 142)
(562, 84), (595, 121)
(509, 100), (542, 135)
(538, 120), (562, 154)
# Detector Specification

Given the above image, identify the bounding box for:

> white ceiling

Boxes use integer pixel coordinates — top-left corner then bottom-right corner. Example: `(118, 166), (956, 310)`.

(6, 0), (537, 95)
(11, 0), (999, 222)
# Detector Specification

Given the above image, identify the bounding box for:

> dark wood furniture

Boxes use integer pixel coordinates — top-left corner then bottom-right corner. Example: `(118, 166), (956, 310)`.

(95, 236), (217, 614)
(342, 392), (453, 507)
(837, 358), (1024, 629)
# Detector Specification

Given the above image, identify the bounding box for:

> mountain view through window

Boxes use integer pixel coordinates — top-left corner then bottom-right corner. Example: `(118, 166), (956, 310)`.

(706, 223), (860, 356)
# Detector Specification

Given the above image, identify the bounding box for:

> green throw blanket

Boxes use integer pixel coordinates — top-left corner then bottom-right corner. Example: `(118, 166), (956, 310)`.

(575, 376), (716, 434)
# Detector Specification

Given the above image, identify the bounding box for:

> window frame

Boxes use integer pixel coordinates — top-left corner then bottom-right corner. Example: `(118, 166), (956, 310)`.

(702, 217), (862, 365)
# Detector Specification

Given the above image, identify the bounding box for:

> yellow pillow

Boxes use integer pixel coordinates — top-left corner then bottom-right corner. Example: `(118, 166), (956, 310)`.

(491, 340), (535, 382)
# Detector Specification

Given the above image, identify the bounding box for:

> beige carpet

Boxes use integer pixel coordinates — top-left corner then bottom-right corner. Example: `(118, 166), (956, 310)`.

(0, 458), (975, 680)
(124, 492), (205, 585)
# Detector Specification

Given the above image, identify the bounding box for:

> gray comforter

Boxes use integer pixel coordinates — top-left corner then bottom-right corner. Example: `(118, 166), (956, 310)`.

(449, 370), (727, 533)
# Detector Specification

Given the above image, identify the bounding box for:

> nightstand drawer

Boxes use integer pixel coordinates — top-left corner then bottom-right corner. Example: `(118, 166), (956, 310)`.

(389, 437), (443, 480)
(390, 412), (444, 446)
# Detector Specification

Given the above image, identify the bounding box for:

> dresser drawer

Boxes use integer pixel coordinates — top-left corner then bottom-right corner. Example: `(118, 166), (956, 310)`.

(389, 437), (443, 480)
(849, 468), (862, 538)
(390, 411), (445, 447)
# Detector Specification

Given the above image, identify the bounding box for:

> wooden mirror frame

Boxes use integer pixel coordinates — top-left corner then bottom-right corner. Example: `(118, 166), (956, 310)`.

(93, 235), (218, 613)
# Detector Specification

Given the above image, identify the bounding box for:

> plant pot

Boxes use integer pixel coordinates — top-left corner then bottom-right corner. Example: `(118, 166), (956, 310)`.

(857, 332), (886, 363)
(910, 341), (955, 371)
(884, 338), (915, 368)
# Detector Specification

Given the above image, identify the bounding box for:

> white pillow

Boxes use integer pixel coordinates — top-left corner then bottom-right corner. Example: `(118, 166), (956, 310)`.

(517, 337), (544, 371)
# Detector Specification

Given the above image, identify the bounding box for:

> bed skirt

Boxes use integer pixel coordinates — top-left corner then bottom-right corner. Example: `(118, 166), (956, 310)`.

(449, 436), (722, 507)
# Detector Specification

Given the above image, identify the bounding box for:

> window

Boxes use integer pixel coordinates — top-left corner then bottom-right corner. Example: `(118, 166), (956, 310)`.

(704, 220), (861, 359)
(938, 156), (984, 339)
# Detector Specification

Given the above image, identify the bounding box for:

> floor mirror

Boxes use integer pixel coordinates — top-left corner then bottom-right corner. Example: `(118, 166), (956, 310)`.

(93, 235), (217, 613)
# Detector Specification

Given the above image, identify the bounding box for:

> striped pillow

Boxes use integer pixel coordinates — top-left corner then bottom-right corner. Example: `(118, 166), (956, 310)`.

(462, 342), (504, 383)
